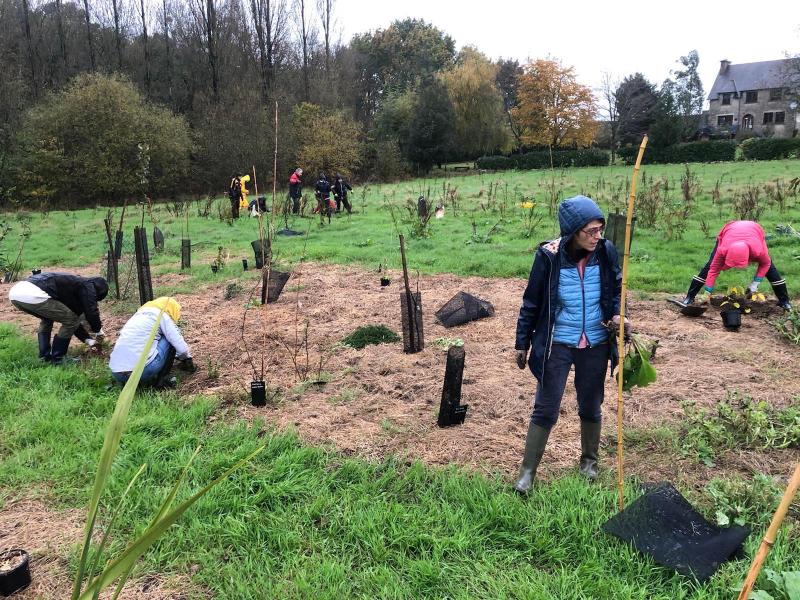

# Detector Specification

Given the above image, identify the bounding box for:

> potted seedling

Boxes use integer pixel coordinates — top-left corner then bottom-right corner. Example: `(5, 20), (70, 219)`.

(0, 548), (31, 596)
(378, 262), (391, 286)
(719, 287), (751, 331)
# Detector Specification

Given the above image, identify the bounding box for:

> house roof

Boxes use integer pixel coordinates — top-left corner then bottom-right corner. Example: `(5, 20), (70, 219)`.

(707, 59), (790, 100)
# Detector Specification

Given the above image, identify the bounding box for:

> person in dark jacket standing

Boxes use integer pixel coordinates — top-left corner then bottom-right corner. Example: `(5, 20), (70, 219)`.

(332, 173), (353, 214)
(8, 272), (109, 363)
(288, 168), (303, 214)
(228, 174), (242, 219)
(513, 195), (627, 494)
(314, 172), (332, 223)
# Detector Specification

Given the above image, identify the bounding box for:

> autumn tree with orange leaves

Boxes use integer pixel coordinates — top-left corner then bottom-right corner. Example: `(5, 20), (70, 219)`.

(513, 59), (598, 148)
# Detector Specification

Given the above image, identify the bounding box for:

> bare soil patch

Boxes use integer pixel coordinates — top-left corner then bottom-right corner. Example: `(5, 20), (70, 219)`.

(0, 498), (194, 599)
(2, 263), (798, 485)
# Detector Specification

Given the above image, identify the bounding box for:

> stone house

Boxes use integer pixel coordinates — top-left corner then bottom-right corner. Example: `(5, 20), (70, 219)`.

(706, 59), (799, 138)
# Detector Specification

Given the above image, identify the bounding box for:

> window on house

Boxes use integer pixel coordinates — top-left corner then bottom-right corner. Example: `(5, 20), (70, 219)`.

(770, 88), (783, 101)
(742, 114), (754, 129)
(745, 91), (758, 103)
(721, 93), (731, 105)
(717, 115), (733, 126)
(763, 112), (774, 124)
(775, 111), (785, 124)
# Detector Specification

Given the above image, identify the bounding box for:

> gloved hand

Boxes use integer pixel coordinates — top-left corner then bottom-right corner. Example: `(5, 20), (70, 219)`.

(515, 349), (527, 370)
(85, 338), (97, 348)
(696, 290), (711, 304)
(179, 357), (197, 373)
(92, 328), (105, 340)
(747, 280), (760, 294)
(611, 315), (632, 341)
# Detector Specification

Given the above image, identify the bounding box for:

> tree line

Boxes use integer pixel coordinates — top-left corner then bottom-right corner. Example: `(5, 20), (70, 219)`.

(0, 0), (707, 206)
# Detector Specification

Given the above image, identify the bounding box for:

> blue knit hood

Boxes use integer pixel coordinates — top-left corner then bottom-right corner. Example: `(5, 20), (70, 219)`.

(558, 195), (605, 237)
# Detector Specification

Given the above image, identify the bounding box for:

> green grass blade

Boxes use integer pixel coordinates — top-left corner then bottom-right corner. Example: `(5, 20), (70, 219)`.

(109, 447), (201, 600)
(78, 444), (265, 600)
(72, 310), (164, 600)
(87, 463), (147, 600)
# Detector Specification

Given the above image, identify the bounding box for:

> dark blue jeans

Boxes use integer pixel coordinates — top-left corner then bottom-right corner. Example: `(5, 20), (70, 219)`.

(112, 337), (175, 385)
(531, 343), (608, 429)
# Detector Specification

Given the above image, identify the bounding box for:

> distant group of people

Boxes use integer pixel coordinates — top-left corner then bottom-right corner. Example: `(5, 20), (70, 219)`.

(227, 168), (354, 223)
(9, 272), (194, 389)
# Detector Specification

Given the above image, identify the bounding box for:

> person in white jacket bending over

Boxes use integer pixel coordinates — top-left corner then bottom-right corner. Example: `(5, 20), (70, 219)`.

(109, 297), (195, 388)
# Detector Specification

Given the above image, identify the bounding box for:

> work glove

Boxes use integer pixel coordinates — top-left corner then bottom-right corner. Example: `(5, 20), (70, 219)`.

(610, 315), (632, 342)
(92, 328), (105, 340)
(747, 280), (761, 294)
(179, 357), (197, 373)
(85, 338), (97, 348)
(515, 349), (527, 370)
(696, 290), (711, 304)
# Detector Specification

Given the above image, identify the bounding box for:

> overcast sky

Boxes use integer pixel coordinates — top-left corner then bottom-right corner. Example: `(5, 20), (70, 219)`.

(334, 0), (800, 105)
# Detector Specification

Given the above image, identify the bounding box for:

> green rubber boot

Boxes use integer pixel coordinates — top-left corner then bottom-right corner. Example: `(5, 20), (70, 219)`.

(513, 421), (551, 494)
(579, 420), (602, 481)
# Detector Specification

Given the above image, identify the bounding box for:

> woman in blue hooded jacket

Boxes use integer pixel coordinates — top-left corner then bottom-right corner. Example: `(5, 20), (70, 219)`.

(513, 195), (626, 493)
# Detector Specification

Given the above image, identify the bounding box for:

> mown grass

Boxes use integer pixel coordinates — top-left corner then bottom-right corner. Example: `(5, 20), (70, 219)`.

(0, 324), (798, 599)
(2, 159), (799, 299)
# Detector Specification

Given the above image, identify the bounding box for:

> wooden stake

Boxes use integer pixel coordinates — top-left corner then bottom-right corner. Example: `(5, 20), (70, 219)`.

(104, 217), (120, 299)
(736, 463), (800, 600)
(616, 135), (648, 511)
(252, 165), (258, 197)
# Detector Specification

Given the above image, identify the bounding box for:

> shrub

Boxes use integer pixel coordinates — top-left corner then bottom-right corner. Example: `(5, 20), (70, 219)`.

(15, 73), (192, 207)
(740, 137), (800, 160)
(618, 140), (736, 164)
(476, 149), (608, 171)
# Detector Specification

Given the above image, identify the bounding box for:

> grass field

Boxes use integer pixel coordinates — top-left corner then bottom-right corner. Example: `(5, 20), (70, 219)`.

(2, 159), (800, 299)
(1, 324), (798, 599)
(1, 160), (799, 598)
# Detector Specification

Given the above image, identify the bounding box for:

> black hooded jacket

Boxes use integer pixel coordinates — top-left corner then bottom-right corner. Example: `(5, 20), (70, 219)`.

(28, 272), (108, 332)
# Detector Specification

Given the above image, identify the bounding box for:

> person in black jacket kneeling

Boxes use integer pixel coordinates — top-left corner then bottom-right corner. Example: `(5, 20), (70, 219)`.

(513, 196), (628, 494)
(8, 272), (108, 363)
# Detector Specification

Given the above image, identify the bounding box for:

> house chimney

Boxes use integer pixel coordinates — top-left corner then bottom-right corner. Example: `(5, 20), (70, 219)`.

(719, 59), (731, 75)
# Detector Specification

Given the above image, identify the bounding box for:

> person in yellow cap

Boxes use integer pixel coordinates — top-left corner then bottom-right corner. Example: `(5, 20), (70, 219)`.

(108, 297), (195, 388)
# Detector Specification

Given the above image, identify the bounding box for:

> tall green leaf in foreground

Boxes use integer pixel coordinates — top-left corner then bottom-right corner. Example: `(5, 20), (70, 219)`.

(71, 309), (264, 599)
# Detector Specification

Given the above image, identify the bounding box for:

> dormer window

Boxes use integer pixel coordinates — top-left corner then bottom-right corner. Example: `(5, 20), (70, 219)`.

(721, 93), (732, 105)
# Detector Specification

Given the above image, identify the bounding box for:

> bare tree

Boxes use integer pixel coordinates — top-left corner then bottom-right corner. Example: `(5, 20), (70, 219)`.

(138, 0), (151, 95)
(54, 0), (69, 68)
(316, 0), (332, 76)
(294, 0), (309, 101)
(599, 72), (619, 162)
(112, 0), (124, 68)
(191, 0), (220, 102)
(250, 0), (286, 102)
(82, 0), (96, 70)
(20, 0), (38, 98)
(161, 0), (173, 105)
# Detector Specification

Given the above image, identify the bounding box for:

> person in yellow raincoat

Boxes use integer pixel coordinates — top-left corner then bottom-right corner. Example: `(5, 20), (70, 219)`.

(239, 175), (251, 212)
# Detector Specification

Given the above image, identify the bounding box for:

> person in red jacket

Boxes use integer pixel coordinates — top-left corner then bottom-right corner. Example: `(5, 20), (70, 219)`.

(672, 220), (791, 310)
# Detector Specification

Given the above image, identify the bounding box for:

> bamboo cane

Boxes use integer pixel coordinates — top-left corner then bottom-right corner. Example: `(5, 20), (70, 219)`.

(616, 135), (648, 511)
(736, 463), (800, 600)
(252, 164), (259, 197)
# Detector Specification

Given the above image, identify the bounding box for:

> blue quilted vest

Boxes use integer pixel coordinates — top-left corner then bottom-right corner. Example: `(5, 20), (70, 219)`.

(552, 256), (608, 347)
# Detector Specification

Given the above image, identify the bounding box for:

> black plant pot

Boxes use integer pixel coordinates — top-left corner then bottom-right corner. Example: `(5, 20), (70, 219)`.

(0, 548), (31, 596)
(720, 309), (741, 330)
(251, 380), (266, 406)
(380, 277), (391, 287)
(211, 264), (219, 274)
(242, 259), (248, 271)
(31, 268), (41, 275)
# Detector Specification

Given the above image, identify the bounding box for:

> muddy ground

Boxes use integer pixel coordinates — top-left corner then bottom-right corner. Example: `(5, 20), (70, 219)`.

(2, 263), (799, 597)
(2, 262), (798, 483)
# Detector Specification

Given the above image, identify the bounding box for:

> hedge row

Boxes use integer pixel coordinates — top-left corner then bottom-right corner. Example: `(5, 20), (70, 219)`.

(618, 140), (737, 165)
(476, 149), (609, 171)
(740, 137), (800, 160)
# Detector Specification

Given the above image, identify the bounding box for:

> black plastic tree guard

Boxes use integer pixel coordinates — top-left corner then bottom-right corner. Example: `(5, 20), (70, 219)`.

(134, 226), (154, 305)
(437, 345), (468, 427)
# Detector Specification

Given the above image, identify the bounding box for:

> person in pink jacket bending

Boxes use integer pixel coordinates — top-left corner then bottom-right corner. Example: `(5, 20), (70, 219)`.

(673, 220), (791, 310)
